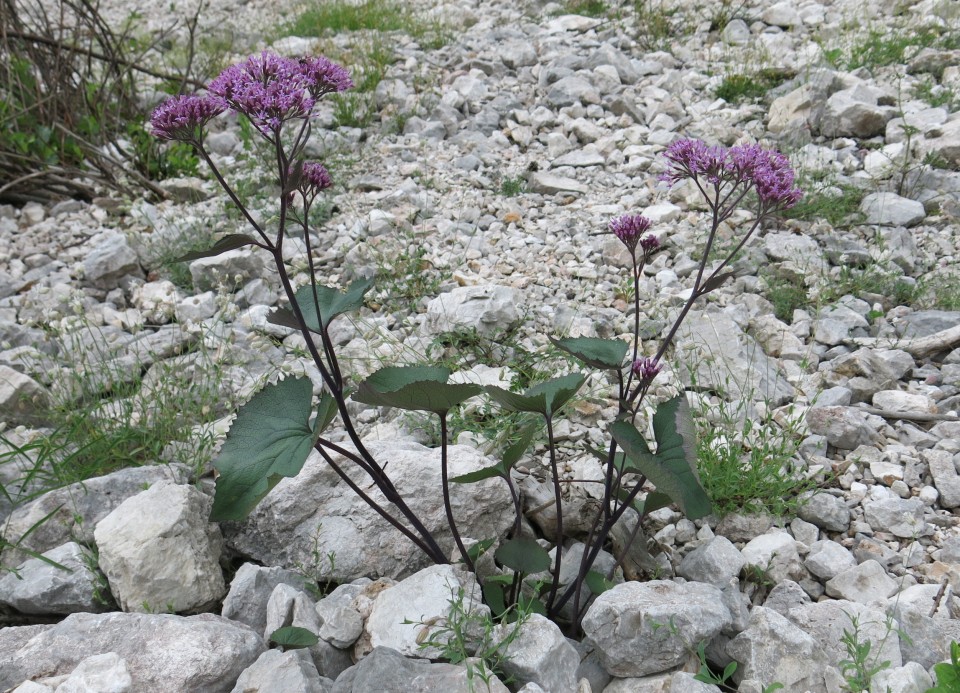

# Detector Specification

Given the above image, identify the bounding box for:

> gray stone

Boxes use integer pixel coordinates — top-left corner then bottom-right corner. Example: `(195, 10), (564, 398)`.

(426, 285), (522, 338)
(364, 564), (486, 659)
(0, 612), (265, 692)
(787, 600), (901, 671)
(919, 117), (960, 169)
(895, 310), (960, 338)
(805, 540), (857, 580)
(726, 606), (832, 692)
(315, 582), (369, 649)
(860, 193), (926, 227)
(582, 580), (732, 677)
(869, 662), (933, 693)
(675, 310), (795, 406)
(813, 304), (870, 346)
(806, 406), (885, 450)
(54, 652), (133, 693)
(820, 84), (894, 138)
(0, 365), (50, 425)
(189, 249), (266, 292)
(225, 443), (513, 581)
(797, 492), (851, 532)
(230, 649), (331, 693)
(494, 614), (579, 693)
(761, 1), (801, 27)
(721, 18), (750, 45)
(222, 563), (309, 636)
(526, 172), (590, 195)
(585, 43), (639, 85)
(824, 560), (899, 604)
(862, 496), (927, 538)
(926, 449), (960, 508)
(82, 232), (143, 289)
(741, 530), (804, 584)
(873, 390), (937, 414)
(890, 601), (960, 670)
(714, 513), (774, 543)
(677, 536), (746, 588)
(93, 482), (225, 613)
(763, 580), (811, 617)
(1, 464), (192, 569)
(546, 75), (600, 108)
(0, 541), (110, 614)
(330, 646), (509, 693)
(500, 42), (538, 69)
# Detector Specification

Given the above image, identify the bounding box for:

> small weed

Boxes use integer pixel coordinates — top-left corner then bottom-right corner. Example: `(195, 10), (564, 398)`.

(631, 0), (675, 51)
(761, 270), (810, 323)
(366, 228), (449, 314)
(784, 179), (865, 227)
(707, 0), (750, 32)
(694, 389), (813, 517)
(823, 24), (957, 72)
(500, 176), (525, 197)
(838, 613), (897, 691)
(284, 0), (449, 48)
(929, 641), (960, 692)
(558, 0), (609, 17)
(715, 68), (794, 104)
(914, 77), (958, 110)
(819, 261), (923, 309)
(414, 585), (534, 692)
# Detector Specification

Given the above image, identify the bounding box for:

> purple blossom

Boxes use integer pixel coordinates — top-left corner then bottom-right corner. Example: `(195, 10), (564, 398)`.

(149, 94), (224, 141)
(299, 161), (332, 195)
(639, 235), (660, 253)
(208, 52), (316, 135)
(298, 56), (354, 96)
(631, 357), (661, 382)
(610, 214), (652, 251)
(659, 138), (802, 211)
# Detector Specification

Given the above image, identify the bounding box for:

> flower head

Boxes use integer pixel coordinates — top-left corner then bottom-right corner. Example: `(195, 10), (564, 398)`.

(150, 94), (224, 141)
(297, 161), (332, 199)
(298, 56), (354, 97)
(631, 357), (661, 382)
(659, 138), (802, 211)
(208, 52), (315, 135)
(610, 214), (652, 252)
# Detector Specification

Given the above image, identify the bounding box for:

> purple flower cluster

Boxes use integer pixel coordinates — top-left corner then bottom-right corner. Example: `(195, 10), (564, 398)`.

(150, 94), (225, 141)
(610, 214), (655, 252)
(631, 357), (661, 382)
(660, 138), (802, 210)
(299, 161), (332, 197)
(150, 52), (353, 141)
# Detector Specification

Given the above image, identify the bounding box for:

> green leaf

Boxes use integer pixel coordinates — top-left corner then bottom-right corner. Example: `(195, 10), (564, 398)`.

(495, 537), (551, 575)
(352, 366), (481, 414)
(482, 577), (507, 617)
(700, 270), (738, 294)
(310, 390), (339, 444)
(466, 538), (496, 563)
(211, 377), (316, 522)
(550, 336), (629, 370)
(584, 570), (615, 595)
(268, 278), (374, 333)
(610, 395), (712, 520)
(174, 234), (259, 262)
(485, 373), (585, 418)
(269, 626), (319, 649)
(516, 593), (547, 616)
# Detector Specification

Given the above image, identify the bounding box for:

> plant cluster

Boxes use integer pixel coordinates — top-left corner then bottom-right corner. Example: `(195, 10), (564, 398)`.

(150, 50), (802, 635)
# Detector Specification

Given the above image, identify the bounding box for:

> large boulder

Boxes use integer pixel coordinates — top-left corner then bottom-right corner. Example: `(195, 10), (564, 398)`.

(223, 441), (514, 581)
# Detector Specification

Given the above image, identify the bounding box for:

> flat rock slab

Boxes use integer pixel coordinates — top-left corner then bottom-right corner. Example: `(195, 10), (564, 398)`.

(0, 612), (265, 692)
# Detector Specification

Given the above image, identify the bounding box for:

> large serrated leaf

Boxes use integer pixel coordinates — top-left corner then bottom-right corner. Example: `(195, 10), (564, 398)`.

(610, 395), (711, 520)
(485, 373), (585, 418)
(352, 366), (480, 414)
(175, 234), (259, 262)
(550, 336), (629, 370)
(268, 278), (374, 334)
(495, 537), (551, 575)
(210, 377), (316, 522)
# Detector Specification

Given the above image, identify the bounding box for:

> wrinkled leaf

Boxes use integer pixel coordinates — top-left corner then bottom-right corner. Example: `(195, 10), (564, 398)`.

(175, 234), (259, 262)
(268, 278), (374, 334)
(269, 626), (319, 649)
(495, 537), (551, 575)
(516, 594), (547, 617)
(211, 377), (317, 522)
(353, 366), (481, 414)
(550, 336), (629, 370)
(485, 373), (585, 418)
(610, 395), (711, 520)
(482, 577), (507, 617)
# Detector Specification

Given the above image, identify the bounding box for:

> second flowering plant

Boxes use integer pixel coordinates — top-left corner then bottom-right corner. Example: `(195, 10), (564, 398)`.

(152, 51), (801, 634)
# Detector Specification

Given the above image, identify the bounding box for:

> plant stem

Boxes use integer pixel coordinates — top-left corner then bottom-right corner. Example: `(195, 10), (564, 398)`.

(440, 415), (474, 572)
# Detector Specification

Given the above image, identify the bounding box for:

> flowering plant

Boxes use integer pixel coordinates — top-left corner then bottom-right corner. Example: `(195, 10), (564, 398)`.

(152, 51), (800, 633)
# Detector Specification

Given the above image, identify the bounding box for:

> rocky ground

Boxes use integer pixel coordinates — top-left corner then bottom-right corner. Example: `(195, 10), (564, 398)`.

(2, 0), (960, 691)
